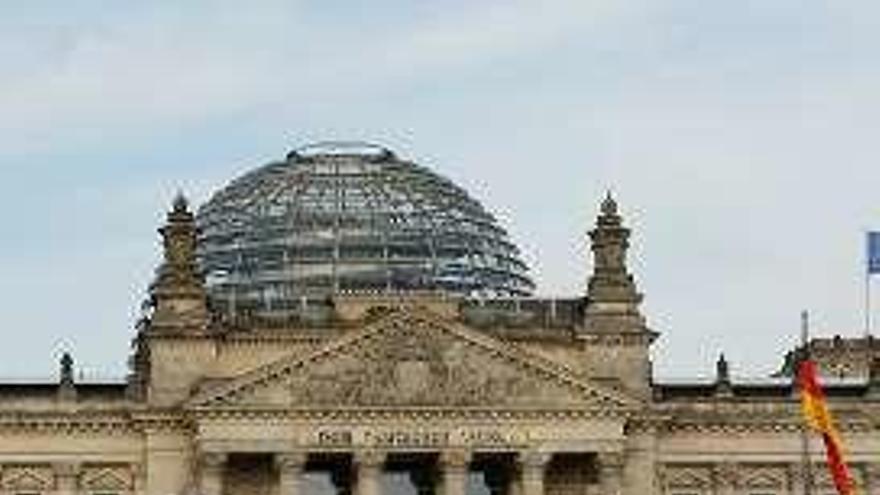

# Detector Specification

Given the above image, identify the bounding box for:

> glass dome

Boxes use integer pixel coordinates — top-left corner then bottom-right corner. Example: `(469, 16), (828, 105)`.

(196, 142), (534, 315)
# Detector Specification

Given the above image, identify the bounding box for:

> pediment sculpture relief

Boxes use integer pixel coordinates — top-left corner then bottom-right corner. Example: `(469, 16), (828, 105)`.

(196, 309), (631, 410)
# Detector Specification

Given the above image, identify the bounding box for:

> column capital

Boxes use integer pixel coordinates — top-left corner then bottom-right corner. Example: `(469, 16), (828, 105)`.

(201, 452), (228, 472)
(355, 450), (384, 495)
(440, 450), (472, 470)
(518, 451), (551, 470)
(598, 452), (625, 495)
(519, 451), (548, 495)
(597, 451), (625, 471)
(199, 452), (226, 495)
(275, 452), (308, 472)
(354, 450), (386, 469)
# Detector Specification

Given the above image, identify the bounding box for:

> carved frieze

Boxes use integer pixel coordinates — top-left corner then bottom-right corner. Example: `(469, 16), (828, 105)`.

(286, 323), (561, 407)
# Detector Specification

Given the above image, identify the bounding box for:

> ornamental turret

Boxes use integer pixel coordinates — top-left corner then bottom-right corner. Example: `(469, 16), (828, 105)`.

(586, 193), (640, 303)
(582, 193), (647, 334)
(149, 194), (208, 332)
(579, 194), (655, 397)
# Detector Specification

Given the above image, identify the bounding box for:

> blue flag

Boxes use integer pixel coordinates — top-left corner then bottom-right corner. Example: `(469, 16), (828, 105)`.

(869, 231), (880, 274)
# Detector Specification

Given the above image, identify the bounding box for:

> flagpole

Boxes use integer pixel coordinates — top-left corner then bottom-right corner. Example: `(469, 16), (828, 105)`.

(800, 310), (813, 495)
(866, 267), (871, 337)
(866, 230), (872, 337)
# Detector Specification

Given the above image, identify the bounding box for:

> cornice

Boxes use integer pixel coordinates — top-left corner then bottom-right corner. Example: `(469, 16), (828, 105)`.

(0, 410), (138, 435)
(576, 330), (658, 346)
(0, 407), (194, 435)
(189, 406), (631, 422)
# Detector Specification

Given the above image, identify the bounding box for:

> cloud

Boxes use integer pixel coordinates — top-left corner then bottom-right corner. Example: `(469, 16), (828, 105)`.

(0, 1), (650, 155)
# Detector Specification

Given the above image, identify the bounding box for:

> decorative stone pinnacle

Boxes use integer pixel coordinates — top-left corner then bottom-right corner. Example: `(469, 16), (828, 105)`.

(149, 194), (208, 332)
(714, 352), (734, 398)
(58, 352), (76, 402)
(716, 353), (729, 382)
(601, 191), (618, 216)
(581, 194), (653, 350)
(59, 352), (74, 387)
(585, 195), (640, 305)
(172, 191), (189, 214)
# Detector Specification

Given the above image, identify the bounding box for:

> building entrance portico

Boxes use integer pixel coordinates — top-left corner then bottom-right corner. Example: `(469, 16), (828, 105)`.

(186, 303), (634, 495)
(198, 447), (620, 495)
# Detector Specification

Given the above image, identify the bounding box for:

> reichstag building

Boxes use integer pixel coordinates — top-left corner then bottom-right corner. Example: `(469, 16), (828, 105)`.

(0, 142), (878, 495)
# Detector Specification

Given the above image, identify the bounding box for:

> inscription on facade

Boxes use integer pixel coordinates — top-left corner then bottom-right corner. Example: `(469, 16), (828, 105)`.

(314, 427), (527, 448)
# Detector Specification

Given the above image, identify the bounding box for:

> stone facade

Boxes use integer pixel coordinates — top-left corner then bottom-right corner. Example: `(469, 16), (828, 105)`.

(0, 195), (878, 495)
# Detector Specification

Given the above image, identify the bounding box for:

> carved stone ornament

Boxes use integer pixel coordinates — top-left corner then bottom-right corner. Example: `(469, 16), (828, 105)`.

(80, 465), (135, 491)
(739, 465), (786, 490)
(194, 308), (632, 410)
(714, 461), (740, 489)
(1, 465), (55, 491)
(661, 464), (713, 490)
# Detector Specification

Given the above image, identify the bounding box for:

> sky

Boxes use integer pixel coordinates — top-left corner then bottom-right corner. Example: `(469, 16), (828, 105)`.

(1, 1), (879, 380)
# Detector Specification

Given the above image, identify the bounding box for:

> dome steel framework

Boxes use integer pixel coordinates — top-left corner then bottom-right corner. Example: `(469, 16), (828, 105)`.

(197, 142), (534, 315)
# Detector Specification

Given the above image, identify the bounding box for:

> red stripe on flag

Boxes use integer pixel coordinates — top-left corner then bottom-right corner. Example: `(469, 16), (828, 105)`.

(799, 359), (825, 400)
(822, 432), (856, 495)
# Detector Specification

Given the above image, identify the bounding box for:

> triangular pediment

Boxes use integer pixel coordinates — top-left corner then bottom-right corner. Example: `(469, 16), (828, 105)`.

(189, 307), (636, 411)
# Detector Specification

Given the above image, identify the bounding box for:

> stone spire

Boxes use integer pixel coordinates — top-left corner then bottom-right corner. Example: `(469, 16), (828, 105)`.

(149, 194), (208, 332)
(582, 193), (647, 334)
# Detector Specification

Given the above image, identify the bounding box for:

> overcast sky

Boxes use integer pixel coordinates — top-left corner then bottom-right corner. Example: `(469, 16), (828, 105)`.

(1, 1), (878, 380)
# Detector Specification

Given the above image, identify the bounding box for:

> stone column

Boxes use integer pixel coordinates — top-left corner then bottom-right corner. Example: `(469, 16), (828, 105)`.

(518, 452), (549, 495)
(440, 450), (471, 495)
(597, 452), (624, 495)
(276, 453), (307, 495)
(54, 462), (79, 495)
(199, 453), (227, 495)
(354, 451), (385, 495)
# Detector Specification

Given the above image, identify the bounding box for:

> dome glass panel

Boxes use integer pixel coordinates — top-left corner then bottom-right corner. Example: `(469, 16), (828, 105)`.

(197, 142), (534, 315)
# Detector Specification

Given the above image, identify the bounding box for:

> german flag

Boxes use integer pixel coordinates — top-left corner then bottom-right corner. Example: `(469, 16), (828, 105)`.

(798, 359), (857, 495)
